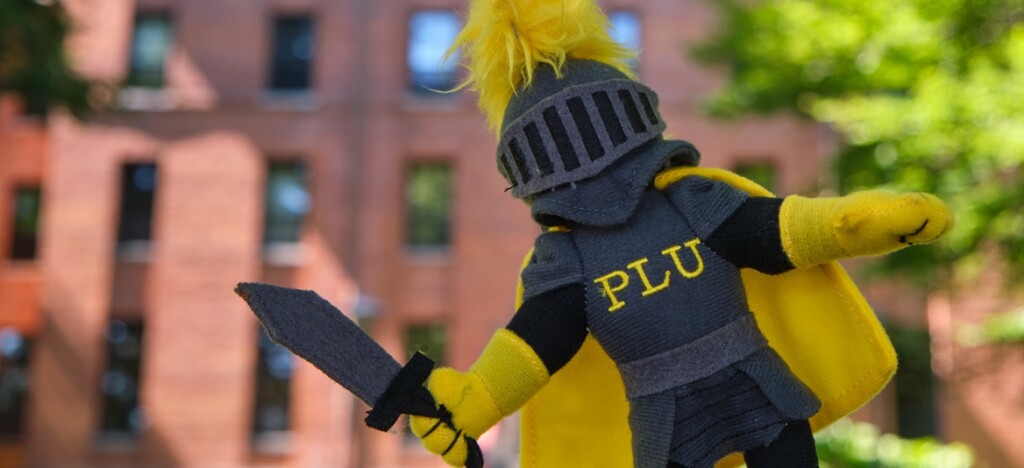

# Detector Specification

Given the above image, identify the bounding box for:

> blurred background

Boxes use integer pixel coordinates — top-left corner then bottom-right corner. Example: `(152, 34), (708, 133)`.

(0, 0), (1021, 466)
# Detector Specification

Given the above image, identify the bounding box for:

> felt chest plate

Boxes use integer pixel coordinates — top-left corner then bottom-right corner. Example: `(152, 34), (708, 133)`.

(571, 190), (750, 365)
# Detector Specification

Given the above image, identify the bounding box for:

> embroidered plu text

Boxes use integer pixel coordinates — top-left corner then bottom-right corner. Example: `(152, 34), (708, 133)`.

(593, 239), (705, 312)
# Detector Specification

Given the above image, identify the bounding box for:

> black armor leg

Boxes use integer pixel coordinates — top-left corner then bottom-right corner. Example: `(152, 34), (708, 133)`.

(742, 419), (819, 468)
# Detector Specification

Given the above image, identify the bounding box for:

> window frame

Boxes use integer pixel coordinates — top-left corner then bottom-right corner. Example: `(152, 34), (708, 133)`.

(115, 163), (158, 261)
(250, 327), (296, 453)
(405, 9), (462, 96)
(125, 12), (174, 89)
(96, 320), (146, 441)
(607, 9), (643, 71)
(267, 14), (317, 93)
(403, 160), (455, 254)
(7, 185), (42, 262)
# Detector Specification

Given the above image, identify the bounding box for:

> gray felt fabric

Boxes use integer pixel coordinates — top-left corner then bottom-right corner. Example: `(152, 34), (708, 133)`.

(734, 348), (821, 420)
(519, 231), (586, 302)
(498, 79), (666, 198)
(235, 283), (400, 406)
(572, 189), (751, 364)
(666, 368), (791, 468)
(517, 178), (822, 466)
(529, 137), (698, 227)
(616, 314), (767, 399)
(662, 177), (752, 239)
(498, 59), (700, 227)
(629, 390), (677, 468)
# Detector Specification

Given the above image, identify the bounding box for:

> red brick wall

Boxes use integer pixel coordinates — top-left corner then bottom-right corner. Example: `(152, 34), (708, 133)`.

(141, 133), (264, 464)
(28, 116), (159, 463)
(0, 96), (46, 335)
(23, 0), (1016, 467)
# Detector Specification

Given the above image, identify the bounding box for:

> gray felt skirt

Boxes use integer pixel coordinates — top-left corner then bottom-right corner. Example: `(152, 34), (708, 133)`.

(628, 349), (820, 468)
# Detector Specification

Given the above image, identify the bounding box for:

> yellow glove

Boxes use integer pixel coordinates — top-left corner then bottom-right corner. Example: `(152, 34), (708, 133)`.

(411, 329), (550, 467)
(780, 190), (953, 268)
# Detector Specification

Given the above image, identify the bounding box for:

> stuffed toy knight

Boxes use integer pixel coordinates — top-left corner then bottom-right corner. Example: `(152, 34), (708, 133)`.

(408, 1), (954, 467)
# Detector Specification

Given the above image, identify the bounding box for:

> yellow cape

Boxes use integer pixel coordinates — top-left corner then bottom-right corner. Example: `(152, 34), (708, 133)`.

(516, 167), (896, 467)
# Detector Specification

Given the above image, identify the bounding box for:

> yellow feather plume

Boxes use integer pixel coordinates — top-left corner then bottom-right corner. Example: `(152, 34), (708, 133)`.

(447, 0), (637, 135)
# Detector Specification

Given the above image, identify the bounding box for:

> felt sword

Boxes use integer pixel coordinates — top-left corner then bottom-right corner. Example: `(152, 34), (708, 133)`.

(234, 282), (484, 468)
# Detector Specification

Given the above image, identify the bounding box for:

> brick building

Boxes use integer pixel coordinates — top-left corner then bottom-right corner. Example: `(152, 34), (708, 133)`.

(1, 0), (1021, 467)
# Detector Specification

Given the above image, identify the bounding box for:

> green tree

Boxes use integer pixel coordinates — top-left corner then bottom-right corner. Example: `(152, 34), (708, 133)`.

(694, 0), (1024, 284)
(815, 418), (974, 467)
(0, 0), (90, 117)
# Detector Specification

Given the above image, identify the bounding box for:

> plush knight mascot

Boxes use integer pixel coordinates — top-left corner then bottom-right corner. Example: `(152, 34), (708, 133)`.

(409, 1), (954, 467)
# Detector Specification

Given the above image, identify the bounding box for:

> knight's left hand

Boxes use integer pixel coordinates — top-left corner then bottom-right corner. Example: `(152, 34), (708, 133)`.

(410, 368), (501, 467)
(831, 190), (953, 256)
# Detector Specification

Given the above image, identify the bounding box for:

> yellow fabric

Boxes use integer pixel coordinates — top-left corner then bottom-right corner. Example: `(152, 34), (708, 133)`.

(413, 329), (551, 467)
(452, 0), (636, 134)
(411, 367), (503, 466)
(829, 191), (953, 254)
(781, 191), (953, 268)
(519, 166), (897, 468)
(471, 329), (552, 415)
(779, 195), (841, 269)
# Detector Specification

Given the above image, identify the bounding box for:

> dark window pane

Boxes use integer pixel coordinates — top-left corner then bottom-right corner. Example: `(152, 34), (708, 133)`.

(99, 321), (146, 435)
(126, 14), (172, 88)
(117, 164), (157, 244)
(405, 163), (453, 249)
(888, 324), (937, 438)
(402, 323), (447, 443)
(270, 16), (314, 91)
(0, 328), (32, 437)
(733, 162), (778, 193)
(263, 161), (310, 244)
(407, 11), (460, 93)
(9, 187), (41, 260)
(252, 329), (293, 435)
(405, 323), (447, 365)
(608, 11), (641, 68)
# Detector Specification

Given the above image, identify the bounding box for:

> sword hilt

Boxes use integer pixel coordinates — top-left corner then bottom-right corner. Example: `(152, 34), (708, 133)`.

(366, 352), (485, 468)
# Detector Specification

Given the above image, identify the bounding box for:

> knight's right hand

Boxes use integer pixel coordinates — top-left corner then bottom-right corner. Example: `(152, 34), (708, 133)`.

(410, 368), (503, 467)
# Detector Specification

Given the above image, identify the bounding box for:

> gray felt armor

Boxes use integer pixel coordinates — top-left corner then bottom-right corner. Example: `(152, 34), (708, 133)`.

(520, 179), (820, 468)
(498, 60), (701, 227)
(512, 59), (818, 467)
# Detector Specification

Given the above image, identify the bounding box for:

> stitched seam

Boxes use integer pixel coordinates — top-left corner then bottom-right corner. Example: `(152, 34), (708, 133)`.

(817, 266), (892, 421)
(780, 197), (804, 267)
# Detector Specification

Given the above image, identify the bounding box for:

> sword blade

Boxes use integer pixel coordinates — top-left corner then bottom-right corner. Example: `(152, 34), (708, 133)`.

(235, 282), (486, 468)
(235, 282), (399, 406)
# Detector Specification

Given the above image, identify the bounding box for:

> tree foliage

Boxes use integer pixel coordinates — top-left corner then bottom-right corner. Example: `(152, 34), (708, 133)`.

(957, 307), (1024, 345)
(694, 0), (1024, 284)
(0, 0), (90, 118)
(815, 418), (974, 467)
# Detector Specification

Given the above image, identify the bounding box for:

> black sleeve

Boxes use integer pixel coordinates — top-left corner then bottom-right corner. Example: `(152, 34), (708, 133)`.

(704, 197), (795, 275)
(506, 283), (587, 375)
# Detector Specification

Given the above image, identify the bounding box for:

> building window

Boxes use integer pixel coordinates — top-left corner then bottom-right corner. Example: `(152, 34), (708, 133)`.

(407, 10), (460, 93)
(269, 16), (315, 91)
(252, 328), (294, 445)
(733, 162), (778, 194)
(8, 187), (41, 260)
(117, 164), (157, 253)
(126, 14), (172, 88)
(402, 323), (447, 443)
(0, 328), (31, 438)
(405, 163), (453, 251)
(99, 320), (146, 437)
(405, 323), (448, 365)
(608, 11), (641, 68)
(264, 161), (310, 245)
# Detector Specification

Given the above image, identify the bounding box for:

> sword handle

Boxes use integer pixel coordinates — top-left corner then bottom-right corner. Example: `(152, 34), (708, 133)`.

(366, 352), (485, 468)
